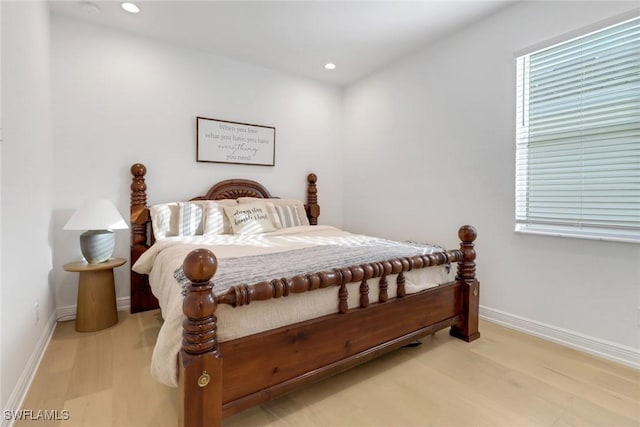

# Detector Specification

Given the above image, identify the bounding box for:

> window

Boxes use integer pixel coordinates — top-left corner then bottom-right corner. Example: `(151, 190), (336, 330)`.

(515, 16), (640, 243)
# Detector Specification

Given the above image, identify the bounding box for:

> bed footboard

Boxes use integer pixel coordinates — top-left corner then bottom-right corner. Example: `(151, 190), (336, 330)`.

(178, 225), (479, 427)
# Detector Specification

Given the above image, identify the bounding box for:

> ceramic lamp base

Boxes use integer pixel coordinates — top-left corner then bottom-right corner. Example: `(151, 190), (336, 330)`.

(80, 230), (115, 264)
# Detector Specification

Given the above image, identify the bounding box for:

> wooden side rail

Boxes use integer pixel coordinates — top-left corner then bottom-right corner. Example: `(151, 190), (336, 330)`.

(178, 225), (479, 427)
(215, 248), (463, 311)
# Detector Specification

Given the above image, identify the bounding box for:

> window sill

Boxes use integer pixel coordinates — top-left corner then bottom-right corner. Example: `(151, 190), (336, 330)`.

(515, 224), (640, 244)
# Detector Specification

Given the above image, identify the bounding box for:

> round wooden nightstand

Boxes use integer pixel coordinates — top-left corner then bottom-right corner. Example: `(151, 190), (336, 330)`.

(63, 258), (126, 332)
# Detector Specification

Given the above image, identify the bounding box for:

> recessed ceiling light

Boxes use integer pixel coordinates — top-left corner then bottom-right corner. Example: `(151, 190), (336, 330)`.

(324, 63), (336, 70)
(79, 2), (100, 15)
(122, 2), (140, 13)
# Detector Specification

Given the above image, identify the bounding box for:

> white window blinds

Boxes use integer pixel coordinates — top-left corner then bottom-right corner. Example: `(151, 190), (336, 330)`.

(515, 16), (640, 243)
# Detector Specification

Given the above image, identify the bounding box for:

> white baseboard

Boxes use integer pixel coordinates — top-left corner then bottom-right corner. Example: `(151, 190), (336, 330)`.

(3, 297), (132, 427)
(56, 297), (131, 321)
(1, 311), (57, 427)
(480, 305), (640, 370)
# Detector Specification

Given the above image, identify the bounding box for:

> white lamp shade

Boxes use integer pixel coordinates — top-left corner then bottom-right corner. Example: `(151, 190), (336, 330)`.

(64, 199), (129, 231)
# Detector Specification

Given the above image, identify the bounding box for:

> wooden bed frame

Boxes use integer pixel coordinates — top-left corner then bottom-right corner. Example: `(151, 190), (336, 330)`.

(129, 163), (480, 427)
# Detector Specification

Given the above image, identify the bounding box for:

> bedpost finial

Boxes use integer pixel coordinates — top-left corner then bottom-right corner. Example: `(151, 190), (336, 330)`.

(306, 173), (319, 225)
(130, 163), (147, 211)
(183, 249), (218, 283)
(457, 225), (477, 282)
(131, 163), (147, 177)
(458, 225), (477, 243)
(182, 249), (219, 356)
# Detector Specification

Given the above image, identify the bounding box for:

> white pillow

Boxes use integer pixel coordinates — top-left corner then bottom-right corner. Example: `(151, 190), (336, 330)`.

(149, 203), (179, 239)
(237, 197), (310, 227)
(209, 199), (238, 207)
(223, 202), (276, 235)
(177, 202), (204, 236)
(198, 201), (231, 235)
(240, 201), (282, 229)
(151, 199), (239, 239)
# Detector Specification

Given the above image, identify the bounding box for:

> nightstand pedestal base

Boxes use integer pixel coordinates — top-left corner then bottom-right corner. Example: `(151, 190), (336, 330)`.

(63, 258), (126, 332)
(76, 269), (118, 332)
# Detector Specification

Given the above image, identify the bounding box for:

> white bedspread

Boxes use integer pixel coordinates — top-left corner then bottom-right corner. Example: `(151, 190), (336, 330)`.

(133, 225), (454, 387)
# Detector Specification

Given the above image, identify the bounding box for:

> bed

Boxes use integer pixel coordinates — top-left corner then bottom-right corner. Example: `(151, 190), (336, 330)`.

(129, 163), (480, 427)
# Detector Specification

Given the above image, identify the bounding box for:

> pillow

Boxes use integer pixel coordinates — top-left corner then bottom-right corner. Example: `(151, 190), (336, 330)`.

(273, 204), (303, 228)
(265, 202), (283, 229)
(177, 202), (204, 236)
(197, 201), (231, 235)
(198, 199), (237, 234)
(149, 203), (179, 239)
(239, 201), (282, 229)
(150, 199), (238, 239)
(211, 199), (238, 207)
(237, 198), (310, 227)
(223, 202), (276, 235)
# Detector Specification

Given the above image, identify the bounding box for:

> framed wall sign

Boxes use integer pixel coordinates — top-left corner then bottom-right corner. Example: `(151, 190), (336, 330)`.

(196, 117), (276, 166)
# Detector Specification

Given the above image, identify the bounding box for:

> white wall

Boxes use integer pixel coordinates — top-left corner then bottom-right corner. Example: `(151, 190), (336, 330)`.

(1, 0), (55, 413)
(0, 0), (3, 408)
(50, 15), (343, 312)
(343, 1), (640, 351)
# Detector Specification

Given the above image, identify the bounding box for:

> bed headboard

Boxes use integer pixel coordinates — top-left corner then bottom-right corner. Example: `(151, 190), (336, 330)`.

(191, 179), (272, 200)
(129, 163), (320, 313)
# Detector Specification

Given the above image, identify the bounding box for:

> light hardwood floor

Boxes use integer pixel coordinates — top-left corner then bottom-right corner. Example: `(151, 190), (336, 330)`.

(16, 310), (639, 427)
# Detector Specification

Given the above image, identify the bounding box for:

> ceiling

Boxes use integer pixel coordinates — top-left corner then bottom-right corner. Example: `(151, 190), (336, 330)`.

(49, 1), (514, 85)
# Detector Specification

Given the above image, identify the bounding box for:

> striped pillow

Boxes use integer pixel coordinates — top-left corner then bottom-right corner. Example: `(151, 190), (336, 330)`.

(274, 204), (303, 228)
(177, 202), (204, 236)
(265, 202), (283, 229)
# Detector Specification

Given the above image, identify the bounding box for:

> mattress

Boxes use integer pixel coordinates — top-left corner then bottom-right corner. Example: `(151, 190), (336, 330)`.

(133, 225), (454, 387)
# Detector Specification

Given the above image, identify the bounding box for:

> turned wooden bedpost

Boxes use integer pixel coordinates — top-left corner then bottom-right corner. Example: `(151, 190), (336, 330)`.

(130, 163), (148, 242)
(450, 225), (480, 342)
(130, 163), (158, 313)
(179, 249), (223, 427)
(306, 173), (320, 225)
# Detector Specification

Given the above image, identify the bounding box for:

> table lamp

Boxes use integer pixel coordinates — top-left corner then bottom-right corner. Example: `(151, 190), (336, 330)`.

(64, 199), (129, 264)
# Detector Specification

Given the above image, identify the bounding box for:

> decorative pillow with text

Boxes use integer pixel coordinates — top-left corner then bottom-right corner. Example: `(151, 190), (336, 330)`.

(223, 202), (276, 235)
(237, 198), (310, 227)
